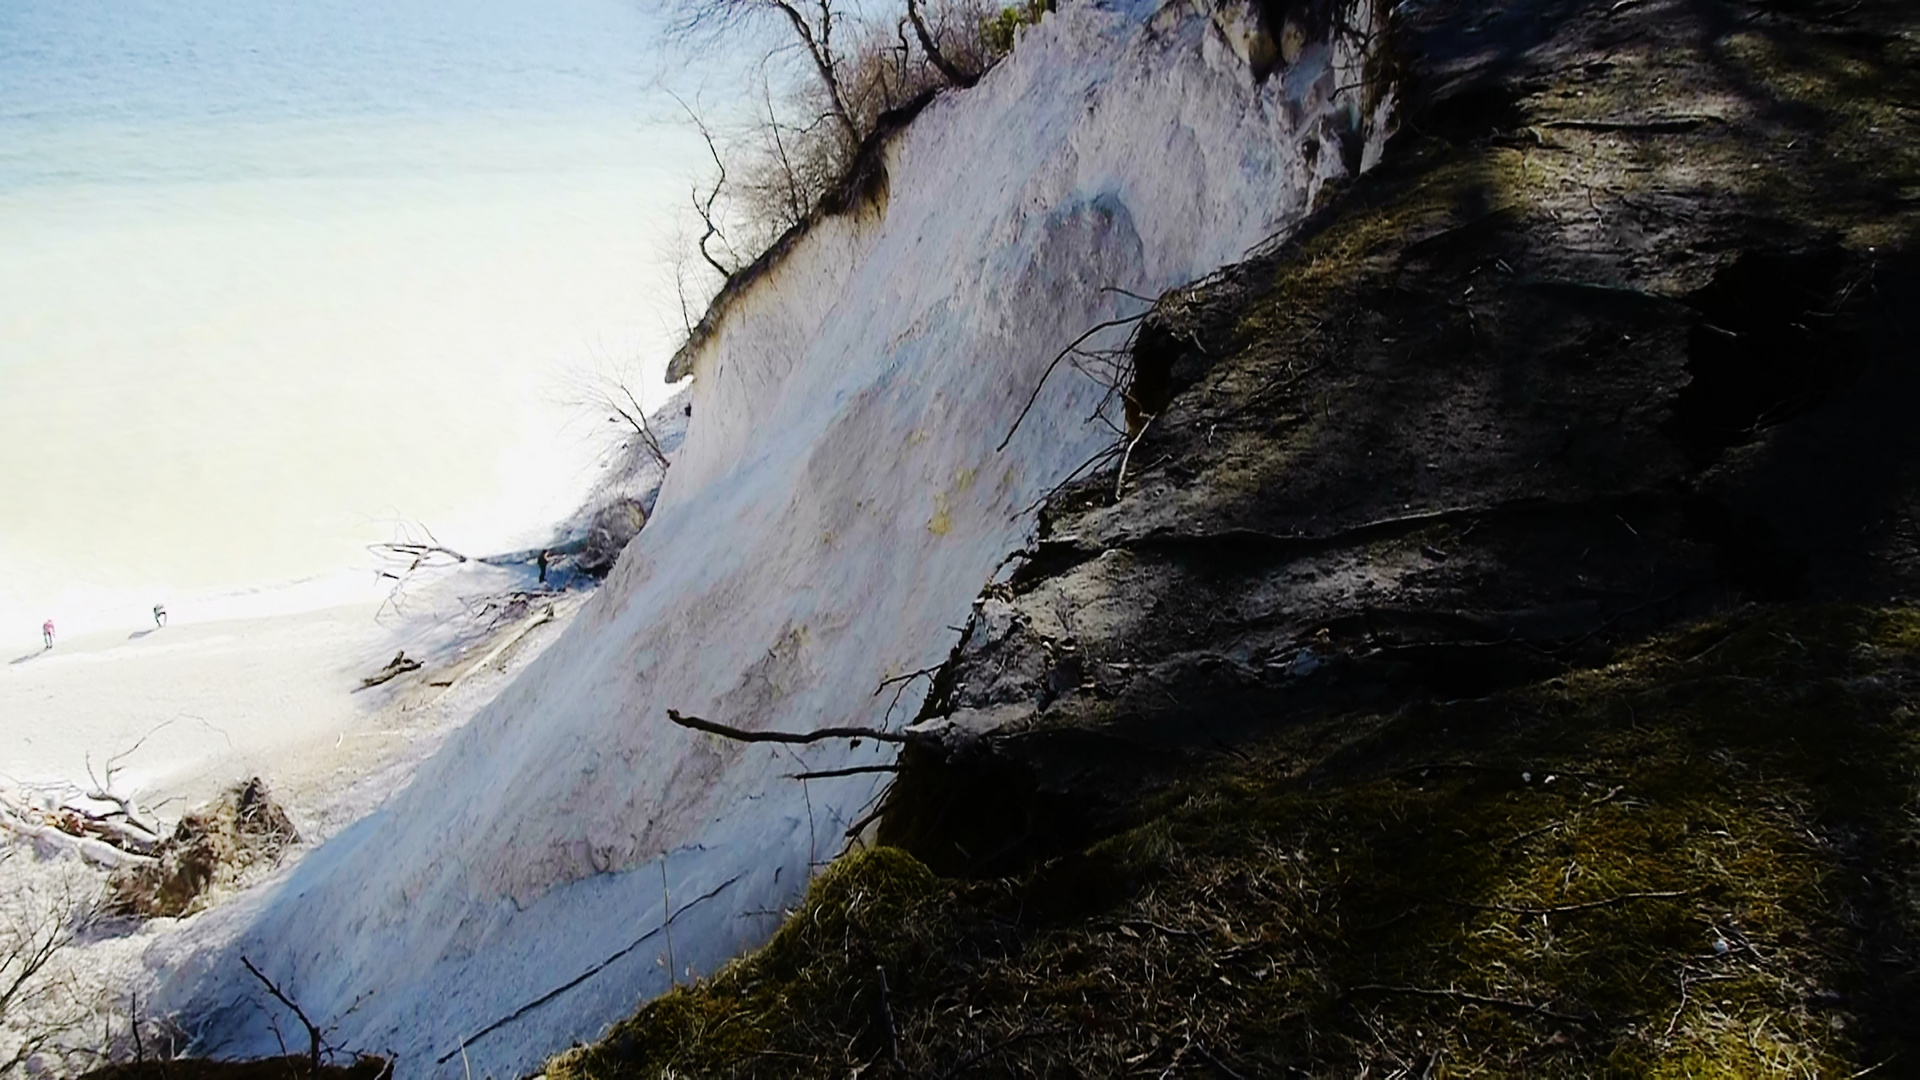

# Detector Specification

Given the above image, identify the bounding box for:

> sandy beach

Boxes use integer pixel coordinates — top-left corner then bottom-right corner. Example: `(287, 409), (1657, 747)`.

(0, 571), (584, 839)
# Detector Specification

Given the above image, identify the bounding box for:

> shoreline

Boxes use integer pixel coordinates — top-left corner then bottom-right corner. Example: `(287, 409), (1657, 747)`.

(1, 564), (589, 846)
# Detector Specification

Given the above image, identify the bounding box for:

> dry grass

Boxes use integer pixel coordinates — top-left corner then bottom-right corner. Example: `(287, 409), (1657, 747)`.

(546, 605), (1920, 1077)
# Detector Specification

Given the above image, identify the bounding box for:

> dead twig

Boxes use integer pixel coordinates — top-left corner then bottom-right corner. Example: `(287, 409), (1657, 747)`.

(932, 1024), (1046, 1080)
(1193, 1041), (1249, 1080)
(1020, 443), (1125, 516)
(1664, 968), (1742, 1038)
(1114, 412), (1158, 499)
(661, 858), (676, 988)
(356, 651), (422, 691)
(874, 664), (942, 727)
(842, 794), (892, 841)
(1539, 115), (1720, 133)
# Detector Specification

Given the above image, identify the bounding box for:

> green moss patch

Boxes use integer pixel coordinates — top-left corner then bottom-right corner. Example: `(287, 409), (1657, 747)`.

(547, 605), (1919, 1076)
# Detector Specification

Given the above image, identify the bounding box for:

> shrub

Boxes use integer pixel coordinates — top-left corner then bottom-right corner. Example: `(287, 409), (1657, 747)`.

(981, 0), (1051, 57)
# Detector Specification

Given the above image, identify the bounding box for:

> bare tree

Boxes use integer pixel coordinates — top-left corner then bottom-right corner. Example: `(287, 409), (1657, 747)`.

(669, 93), (743, 280)
(906, 0), (978, 87)
(760, 81), (811, 232)
(673, 0), (863, 146)
(600, 381), (672, 475)
(662, 0), (1008, 293)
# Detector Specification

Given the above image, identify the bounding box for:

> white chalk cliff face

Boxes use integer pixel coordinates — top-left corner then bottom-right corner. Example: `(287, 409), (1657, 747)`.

(148, 2), (1391, 1074)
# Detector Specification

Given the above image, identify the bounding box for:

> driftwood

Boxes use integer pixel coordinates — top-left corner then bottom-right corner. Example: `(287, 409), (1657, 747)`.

(357, 651), (423, 690)
(0, 782), (160, 867)
(368, 542), (467, 570)
(0, 811), (153, 869)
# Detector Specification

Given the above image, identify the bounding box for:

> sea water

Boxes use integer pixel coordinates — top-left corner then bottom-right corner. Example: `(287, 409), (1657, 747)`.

(0, 0), (701, 641)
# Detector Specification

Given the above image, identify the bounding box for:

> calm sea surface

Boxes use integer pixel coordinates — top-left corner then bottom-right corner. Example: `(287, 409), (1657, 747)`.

(0, 0), (699, 637)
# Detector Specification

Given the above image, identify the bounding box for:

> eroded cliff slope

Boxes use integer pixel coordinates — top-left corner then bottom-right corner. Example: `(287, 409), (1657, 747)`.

(146, 3), (1395, 1076)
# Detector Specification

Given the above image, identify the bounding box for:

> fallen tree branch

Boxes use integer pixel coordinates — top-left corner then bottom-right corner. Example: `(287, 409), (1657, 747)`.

(0, 811), (154, 869)
(356, 651), (423, 691)
(667, 709), (913, 744)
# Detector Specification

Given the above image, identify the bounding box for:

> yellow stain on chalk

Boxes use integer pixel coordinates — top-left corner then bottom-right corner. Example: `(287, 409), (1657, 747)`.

(928, 491), (953, 536)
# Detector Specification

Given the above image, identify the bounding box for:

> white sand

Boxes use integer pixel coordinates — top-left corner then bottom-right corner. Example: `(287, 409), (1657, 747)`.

(0, 576), (586, 1077)
(2, 604), (395, 807)
(0, 577), (585, 838)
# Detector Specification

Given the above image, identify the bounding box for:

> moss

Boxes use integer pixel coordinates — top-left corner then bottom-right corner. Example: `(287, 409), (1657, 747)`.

(546, 849), (944, 1080)
(546, 605), (1920, 1076)
(1236, 145), (1528, 348)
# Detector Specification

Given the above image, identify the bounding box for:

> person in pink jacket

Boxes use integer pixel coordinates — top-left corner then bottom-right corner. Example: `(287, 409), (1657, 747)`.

(41, 619), (54, 649)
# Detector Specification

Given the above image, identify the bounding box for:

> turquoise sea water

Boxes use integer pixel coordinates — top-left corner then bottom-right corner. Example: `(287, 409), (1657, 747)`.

(0, 0), (701, 638)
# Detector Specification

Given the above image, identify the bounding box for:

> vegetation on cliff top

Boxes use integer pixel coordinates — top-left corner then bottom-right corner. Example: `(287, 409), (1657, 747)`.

(547, 604), (1920, 1076)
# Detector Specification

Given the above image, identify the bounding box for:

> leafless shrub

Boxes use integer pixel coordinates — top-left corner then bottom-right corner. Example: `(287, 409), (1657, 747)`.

(0, 848), (108, 1077)
(667, 0), (1013, 285)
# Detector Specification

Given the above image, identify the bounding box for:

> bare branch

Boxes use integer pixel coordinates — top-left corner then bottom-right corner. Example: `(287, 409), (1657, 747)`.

(240, 956), (324, 1077)
(784, 764), (899, 780)
(667, 709), (914, 744)
(997, 312), (1150, 452)
(670, 93), (740, 279)
(907, 0), (978, 86)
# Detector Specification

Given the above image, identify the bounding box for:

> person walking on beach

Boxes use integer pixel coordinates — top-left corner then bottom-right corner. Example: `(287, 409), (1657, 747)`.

(153, 603), (168, 628)
(537, 549), (550, 586)
(41, 619), (54, 649)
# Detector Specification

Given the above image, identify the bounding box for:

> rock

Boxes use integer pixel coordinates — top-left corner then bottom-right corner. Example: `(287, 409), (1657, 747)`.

(576, 498), (648, 576)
